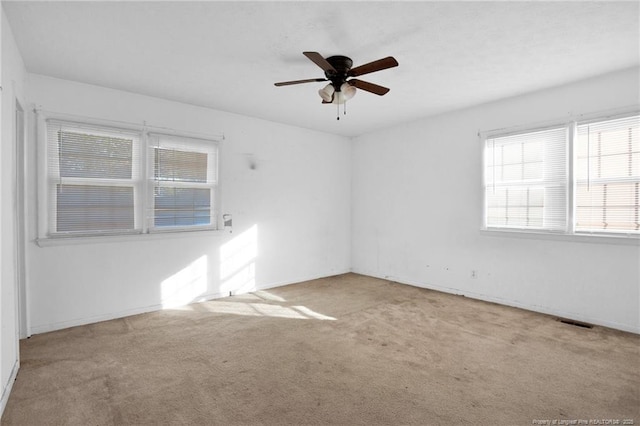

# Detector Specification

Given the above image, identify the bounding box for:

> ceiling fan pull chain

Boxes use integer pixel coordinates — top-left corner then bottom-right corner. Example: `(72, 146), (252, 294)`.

(336, 102), (340, 120)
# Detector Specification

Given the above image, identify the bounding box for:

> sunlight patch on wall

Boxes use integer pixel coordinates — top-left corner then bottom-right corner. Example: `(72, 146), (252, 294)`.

(220, 224), (257, 295)
(161, 255), (208, 309)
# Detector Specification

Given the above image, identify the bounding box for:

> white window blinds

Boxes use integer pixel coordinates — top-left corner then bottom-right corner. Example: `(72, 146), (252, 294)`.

(46, 120), (141, 236)
(147, 133), (218, 230)
(575, 115), (640, 234)
(41, 115), (223, 240)
(484, 127), (567, 231)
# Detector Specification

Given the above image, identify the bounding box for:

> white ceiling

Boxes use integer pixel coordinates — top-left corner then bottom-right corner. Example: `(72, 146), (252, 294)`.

(3, 1), (639, 137)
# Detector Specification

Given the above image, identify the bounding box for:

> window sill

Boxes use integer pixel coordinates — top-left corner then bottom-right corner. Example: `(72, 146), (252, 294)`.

(35, 228), (230, 247)
(480, 228), (640, 245)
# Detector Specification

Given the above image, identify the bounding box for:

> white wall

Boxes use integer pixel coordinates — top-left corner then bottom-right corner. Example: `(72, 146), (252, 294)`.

(352, 67), (640, 333)
(1, 6), (27, 414)
(25, 75), (351, 334)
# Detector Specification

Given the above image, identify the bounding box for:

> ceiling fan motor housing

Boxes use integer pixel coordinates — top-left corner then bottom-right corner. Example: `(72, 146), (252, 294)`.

(325, 55), (353, 90)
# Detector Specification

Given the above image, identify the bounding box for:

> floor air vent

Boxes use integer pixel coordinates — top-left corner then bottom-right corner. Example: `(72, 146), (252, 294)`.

(558, 318), (593, 329)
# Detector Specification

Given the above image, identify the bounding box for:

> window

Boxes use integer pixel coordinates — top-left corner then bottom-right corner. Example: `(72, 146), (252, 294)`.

(45, 120), (142, 235)
(43, 118), (220, 239)
(148, 134), (218, 230)
(575, 116), (639, 234)
(483, 113), (639, 238)
(484, 127), (567, 231)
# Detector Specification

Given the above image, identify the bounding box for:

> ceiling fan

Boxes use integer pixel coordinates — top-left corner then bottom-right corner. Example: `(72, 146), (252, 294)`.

(275, 52), (399, 119)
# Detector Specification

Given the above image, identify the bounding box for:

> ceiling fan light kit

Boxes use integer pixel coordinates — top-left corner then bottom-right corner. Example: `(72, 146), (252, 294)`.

(275, 51), (398, 120)
(318, 83), (355, 104)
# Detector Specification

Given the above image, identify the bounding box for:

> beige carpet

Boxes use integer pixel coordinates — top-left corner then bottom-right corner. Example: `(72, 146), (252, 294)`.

(3, 273), (639, 425)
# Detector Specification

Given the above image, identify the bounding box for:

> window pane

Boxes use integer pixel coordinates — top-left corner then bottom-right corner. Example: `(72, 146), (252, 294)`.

(575, 115), (640, 233)
(600, 153), (631, 179)
(576, 182), (639, 232)
(486, 207), (507, 226)
(523, 162), (543, 180)
(487, 134), (546, 184)
(58, 131), (133, 179)
(56, 184), (135, 232)
(484, 127), (566, 231)
(502, 143), (521, 164)
(502, 164), (523, 182)
(485, 187), (546, 228)
(154, 187), (211, 227)
(576, 206), (638, 232)
(155, 148), (208, 183)
(149, 134), (218, 231)
(523, 142), (542, 162)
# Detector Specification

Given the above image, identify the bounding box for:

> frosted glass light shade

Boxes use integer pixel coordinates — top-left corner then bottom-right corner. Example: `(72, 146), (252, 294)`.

(318, 84), (335, 102)
(341, 83), (356, 100)
(318, 83), (357, 104)
(332, 83), (356, 104)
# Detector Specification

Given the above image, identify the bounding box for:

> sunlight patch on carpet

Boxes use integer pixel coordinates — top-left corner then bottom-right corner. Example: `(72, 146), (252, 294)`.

(198, 300), (336, 320)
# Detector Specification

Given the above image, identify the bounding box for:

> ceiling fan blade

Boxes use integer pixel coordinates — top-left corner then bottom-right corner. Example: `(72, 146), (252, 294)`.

(303, 52), (337, 74)
(348, 79), (390, 96)
(274, 78), (327, 87)
(347, 56), (398, 77)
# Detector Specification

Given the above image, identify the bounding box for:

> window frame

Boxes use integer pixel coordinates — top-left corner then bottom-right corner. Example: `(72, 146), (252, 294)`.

(147, 133), (220, 233)
(37, 112), (224, 244)
(483, 124), (569, 233)
(481, 110), (640, 241)
(44, 119), (144, 237)
(572, 115), (640, 236)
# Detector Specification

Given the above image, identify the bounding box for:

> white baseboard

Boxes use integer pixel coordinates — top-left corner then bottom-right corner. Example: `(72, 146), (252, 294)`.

(352, 269), (640, 335)
(235, 269), (353, 295)
(0, 360), (19, 418)
(28, 270), (352, 335)
(28, 290), (226, 335)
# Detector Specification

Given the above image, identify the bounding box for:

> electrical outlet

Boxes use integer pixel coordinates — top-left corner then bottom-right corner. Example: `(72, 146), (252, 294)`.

(471, 270), (477, 279)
